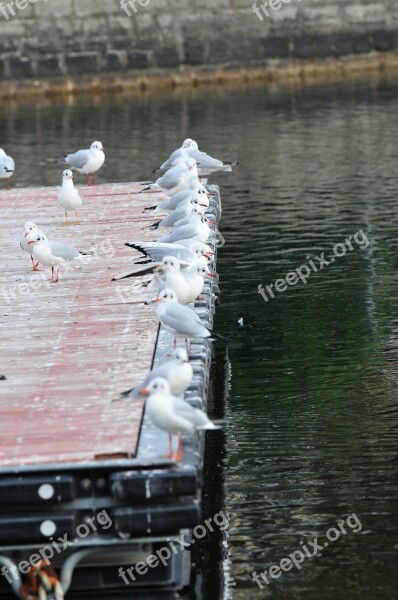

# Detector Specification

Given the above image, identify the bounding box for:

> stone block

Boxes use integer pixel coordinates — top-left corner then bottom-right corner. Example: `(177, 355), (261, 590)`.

(184, 41), (205, 65)
(65, 52), (99, 74)
(128, 49), (150, 68)
(8, 55), (35, 78)
(263, 35), (290, 58)
(154, 46), (180, 68)
(372, 29), (396, 51)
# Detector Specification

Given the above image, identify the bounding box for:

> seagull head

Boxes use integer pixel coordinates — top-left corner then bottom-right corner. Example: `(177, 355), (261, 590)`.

(172, 348), (189, 363)
(185, 158), (197, 172)
(28, 233), (47, 246)
(155, 288), (179, 305)
(91, 141), (104, 152)
(160, 256), (180, 272)
(140, 377), (171, 396)
(63, 169), (74, 180)
(196, 263), (215, 279)
(182, 139), (198, 151)
(23, 222), (38, 237)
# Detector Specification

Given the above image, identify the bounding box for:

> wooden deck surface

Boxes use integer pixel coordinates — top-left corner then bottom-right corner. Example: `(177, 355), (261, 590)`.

(0, 182), (163, 468)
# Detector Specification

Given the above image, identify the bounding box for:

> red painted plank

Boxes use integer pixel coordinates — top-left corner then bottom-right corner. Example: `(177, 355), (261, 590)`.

(0, 182), (164, 468)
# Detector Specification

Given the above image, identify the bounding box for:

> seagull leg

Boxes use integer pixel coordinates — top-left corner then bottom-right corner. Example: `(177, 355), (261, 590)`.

(174, 337), (177, 350)
(74, 209), (80, 225)
(85, 173), (91, 187)
(50, 266), (55, 282)
(51, 266), (60, 283)
(7, 178), (11, 190)
(175, 436), (183, 461)
(63, 210), (69, 226)
(92, 173), (97, 186)
(185, 338), (189, 353)
(31, 256), (40, 271)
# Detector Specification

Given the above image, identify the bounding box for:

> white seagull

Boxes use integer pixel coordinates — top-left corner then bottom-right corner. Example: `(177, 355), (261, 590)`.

(0, 148), (15, 189)
(30, 234), (83, 283)
(20, 222), (44, 271)
(157, 212), (215, 245)
(64, 141), (105, 186)
(58, 169), (83, 225)
(121, 348), (193, 398)
(145, 187), (209, 215)
(121, 240), (214, 268)
(151, 288), (226, 350)
(142, 158), (198, 197)
(140, 377), (219, 461)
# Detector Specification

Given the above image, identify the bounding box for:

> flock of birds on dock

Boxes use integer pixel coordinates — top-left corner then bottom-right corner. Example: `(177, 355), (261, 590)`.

(9, 137), (238, 461)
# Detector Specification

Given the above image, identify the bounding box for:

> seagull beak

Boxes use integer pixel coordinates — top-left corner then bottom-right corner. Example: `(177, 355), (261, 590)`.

(209, 273), (216, 277)
(207, 219), (216, 224)
(24, 231), (29, 237)
(204, 252), (214, 258)
(144, 297), (161, 305)
(140, 388), (149, 396)
(27, 240), (35, 245)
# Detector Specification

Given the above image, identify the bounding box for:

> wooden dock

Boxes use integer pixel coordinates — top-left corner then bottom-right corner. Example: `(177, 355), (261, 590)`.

(0, 181), (222, 598)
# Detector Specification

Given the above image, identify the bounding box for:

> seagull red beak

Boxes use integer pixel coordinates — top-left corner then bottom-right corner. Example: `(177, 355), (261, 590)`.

(140, 388), (149, 396)
(209, 273), (216, 277)
(27, 240), (35, 245)
(204, 252), (214, 258)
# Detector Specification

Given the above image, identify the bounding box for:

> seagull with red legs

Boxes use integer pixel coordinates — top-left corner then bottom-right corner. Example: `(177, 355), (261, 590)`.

(140, 377), (220, 461)
(20, 222), (45, 271)
(30, 233), (84, 283)
(64, 141), (105, 186)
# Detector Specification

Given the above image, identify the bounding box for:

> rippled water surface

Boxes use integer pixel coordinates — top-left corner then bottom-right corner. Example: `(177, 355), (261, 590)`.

(1, 77), (398, 599)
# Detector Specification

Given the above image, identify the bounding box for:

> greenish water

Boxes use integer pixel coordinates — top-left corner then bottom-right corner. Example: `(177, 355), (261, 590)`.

(1, 78), (398, 599)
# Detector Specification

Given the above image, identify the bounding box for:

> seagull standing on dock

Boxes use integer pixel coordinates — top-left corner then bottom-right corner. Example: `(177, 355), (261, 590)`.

(0, 148), (15, 189)
(121, 349), (193, 398)
(122, 240), (214, 266)
(140, 377), (219, 461)
(153, 138), (237, 177)
(142, 158), (199, 197)
(151, 288), (226, 350)
(30, 234), (83, 283)
(146, 187), (209, 215)
(157, 212), (215, 245)
(20, 222), (44, 271)
(58, 170), (83, 225)
(64, 141), (105, 186)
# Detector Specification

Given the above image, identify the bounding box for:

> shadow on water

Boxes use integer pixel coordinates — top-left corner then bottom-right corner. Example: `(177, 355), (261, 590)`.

(1, 75), (398, 598)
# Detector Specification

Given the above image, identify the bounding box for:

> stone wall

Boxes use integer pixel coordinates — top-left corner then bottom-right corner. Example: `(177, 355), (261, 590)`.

(0, 0), (398, 80)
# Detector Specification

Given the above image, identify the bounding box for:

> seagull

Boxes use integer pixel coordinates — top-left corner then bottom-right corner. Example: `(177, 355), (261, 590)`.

(140, 377), (219, 460)
(58, 170), (83, 225)
(20, 222), (44, 271)
(152, 138), (193, 172)
(149, 288), (227, 350)
(184, 139), (238, 177)
(30, 234), (83, 283)
(153, 138), (237, 176)
(145, 186), (209, 215)
(0, 148), (15, 189)
(64, 141), (105, 186)
(142, 158), (198, 197)
(148, 197), (208, 230)
(157, 212), (215, 245)
(122, 240), (214, 267)
(121, 348), (193, 398)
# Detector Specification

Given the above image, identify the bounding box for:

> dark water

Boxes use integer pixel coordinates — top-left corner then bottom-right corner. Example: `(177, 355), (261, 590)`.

(1, 77), (398, 599)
